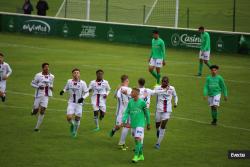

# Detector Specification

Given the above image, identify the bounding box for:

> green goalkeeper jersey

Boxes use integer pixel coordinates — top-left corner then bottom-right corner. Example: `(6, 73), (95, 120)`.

(122, 98), (150, 128)
(200, 32), (211, 51)
(203, 75), (228, 97)
(150, 38), (166, 60)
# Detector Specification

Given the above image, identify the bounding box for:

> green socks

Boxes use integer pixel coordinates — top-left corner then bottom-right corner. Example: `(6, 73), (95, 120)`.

(198, 61), (212, 75)
(150, 70), (161, 84)
(150, 70), (158, 79)
(156, 73), (161, 84)
(135, 140), (143, 156)
(211, 108), (218, 120)
(206, 61), (211, 68)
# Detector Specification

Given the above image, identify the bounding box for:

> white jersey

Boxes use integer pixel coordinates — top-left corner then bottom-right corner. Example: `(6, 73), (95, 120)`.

(153, 85), (178, 113)
(31, 72), (54, 97)
(139, 87), (153, 108)
(89, 80), (111, 110)
(116, 86), (132, 108)
(115, 86), (132, 125)
(0, 62), (12, 82)
(64, 79), (89, 104)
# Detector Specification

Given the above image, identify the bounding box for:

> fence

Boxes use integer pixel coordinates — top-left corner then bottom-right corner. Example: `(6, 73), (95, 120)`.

(0, 12), (249, 54)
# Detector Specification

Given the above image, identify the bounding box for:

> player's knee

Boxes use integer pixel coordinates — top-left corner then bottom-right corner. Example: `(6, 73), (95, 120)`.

(40, 107), (46, 115)
(115, 125), (120, 130)
(67, 115), (72, 121)
(155, 122), (161, 128)
(32, 108), (39, 115)
(75, 116), (81, 121)
(135, 137), (141, 141)
(94, 111), (98, 117)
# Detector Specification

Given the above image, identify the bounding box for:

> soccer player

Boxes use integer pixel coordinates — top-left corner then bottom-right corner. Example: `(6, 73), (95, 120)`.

(148, 30), (166, 86)
(152, 76), (178, 149)
(138, 78), (152, 109)
(122, 88), (150, 163)
(109, 75), (132, 150)
(60, 68), (89, 137)
(197, 26), (212, 76)
(203, 65), (228, 125)
(31, 63), (54, 132)
(0, 53), (12, 102)
(88, 69), (111, 131)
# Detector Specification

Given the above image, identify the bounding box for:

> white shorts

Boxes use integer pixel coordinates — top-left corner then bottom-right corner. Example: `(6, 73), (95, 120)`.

(67, 102), (83, 117)
(132, 127), (144, 140)
(149, 58), (163, 68)
(0, 81), (6, 93)
(33, 96), (49, 109)
(199, 51), (210, 60)
(155, 112), (171, 122)
(208, 94), (221, 106)
(92, 105), (106, 112)
(91, 95), (107, 112)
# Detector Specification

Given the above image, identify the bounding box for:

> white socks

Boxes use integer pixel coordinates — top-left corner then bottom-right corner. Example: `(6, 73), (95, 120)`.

(75, 120), (80, 132)
(157, 128), (166, 145)
(35, 114), (44, 129)
(119, 127), (129, 145)
(94, 117), (99, 128)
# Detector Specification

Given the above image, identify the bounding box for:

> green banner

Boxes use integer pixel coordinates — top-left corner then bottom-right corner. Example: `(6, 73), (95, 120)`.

(0, 12), (249, 54)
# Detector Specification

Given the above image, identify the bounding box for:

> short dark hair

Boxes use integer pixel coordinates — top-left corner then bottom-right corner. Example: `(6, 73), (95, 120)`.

(42, 63), (49, 68)
(72, 68), (80, 73)
(121, 75), (128, 83)
(132, 87), (140, 93)
(162, 76), (169, 83)
(210, 65), (219, 70)
(96, 69), (104, 74)
(153, 30), (159, 34)
(198, 26), (204, 30)
(0, 53), (4, 57)
(138, 78), (145, 86)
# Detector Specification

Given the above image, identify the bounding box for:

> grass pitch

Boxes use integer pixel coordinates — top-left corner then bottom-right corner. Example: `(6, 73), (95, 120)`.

(0, 33), (250, 167)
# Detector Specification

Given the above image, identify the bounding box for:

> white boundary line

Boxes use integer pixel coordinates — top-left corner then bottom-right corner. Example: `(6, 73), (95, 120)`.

(55, 0), (66, 17)
(1, 91), (250, 132)
(144, 0), (159, 24)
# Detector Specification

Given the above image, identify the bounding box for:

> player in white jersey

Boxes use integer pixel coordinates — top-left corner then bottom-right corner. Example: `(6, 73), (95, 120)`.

(0, 53), (12, 102)
(138, 78), (152, 109)
(31, 63), (55, 132)
(60, 68), (89, 138)
(109, 75), (132, 150)
(88, 69), (111, 131)
(151, 76), (178, 149)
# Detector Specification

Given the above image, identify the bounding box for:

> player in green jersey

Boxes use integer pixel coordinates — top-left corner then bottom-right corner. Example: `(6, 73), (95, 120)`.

(148, 30), (166, 86)
(197, 26), (212, 76)
(122, 88), (150, 163)
(203, 65), (228, 125)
